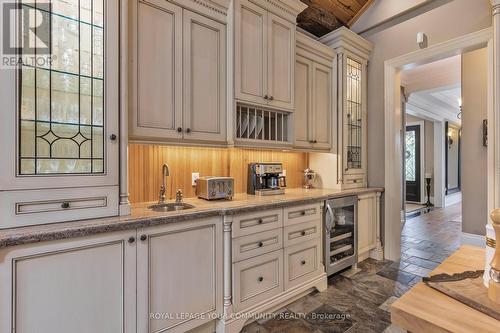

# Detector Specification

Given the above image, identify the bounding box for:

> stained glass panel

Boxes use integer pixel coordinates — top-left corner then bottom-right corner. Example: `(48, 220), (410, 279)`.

(405, 130), (416, 181)
(19, 0), (105, 175)
(346, 57), (362, 169)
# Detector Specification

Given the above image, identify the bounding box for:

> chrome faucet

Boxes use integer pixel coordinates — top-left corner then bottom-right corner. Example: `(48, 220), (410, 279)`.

(158, 163), (170, 204)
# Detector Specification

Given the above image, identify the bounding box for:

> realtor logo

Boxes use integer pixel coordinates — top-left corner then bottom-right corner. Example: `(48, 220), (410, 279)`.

(1, 1), (54, 68)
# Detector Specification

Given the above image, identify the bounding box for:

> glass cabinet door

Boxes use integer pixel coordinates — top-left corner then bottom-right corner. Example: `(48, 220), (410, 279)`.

(345, 57), (362, 170)
(1, 0), (119, 190)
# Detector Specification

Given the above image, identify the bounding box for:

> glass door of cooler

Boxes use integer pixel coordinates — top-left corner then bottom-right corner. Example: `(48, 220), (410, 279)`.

(325, 196), (357, 275)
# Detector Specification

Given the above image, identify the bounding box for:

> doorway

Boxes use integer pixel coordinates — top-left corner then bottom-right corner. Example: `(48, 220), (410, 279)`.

(383, 28), (493, 261)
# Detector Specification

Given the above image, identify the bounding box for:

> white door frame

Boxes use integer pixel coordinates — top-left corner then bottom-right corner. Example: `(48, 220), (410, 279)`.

(384, 28), (494, 260)
(405, 120), (426, 205)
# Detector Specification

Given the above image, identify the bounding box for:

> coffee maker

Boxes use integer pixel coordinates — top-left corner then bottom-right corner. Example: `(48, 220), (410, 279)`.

(247, 163), (287, 195)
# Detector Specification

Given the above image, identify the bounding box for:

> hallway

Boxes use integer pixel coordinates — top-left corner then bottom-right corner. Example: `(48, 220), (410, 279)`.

(377, 202), (462, 284)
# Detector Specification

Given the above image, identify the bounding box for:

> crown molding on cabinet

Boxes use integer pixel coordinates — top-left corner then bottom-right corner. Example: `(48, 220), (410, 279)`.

(170, 0), (230, 21)
(296, 31), (336, 66)
(319, 26), (373, 61)
(249, 0), (308, 22)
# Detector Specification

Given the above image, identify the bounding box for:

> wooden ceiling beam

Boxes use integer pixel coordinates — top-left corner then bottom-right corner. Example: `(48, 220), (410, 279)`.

(347, 0), (375, 27)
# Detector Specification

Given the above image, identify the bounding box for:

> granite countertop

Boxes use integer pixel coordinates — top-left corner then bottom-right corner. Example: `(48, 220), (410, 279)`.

(0, 187), (383, 248)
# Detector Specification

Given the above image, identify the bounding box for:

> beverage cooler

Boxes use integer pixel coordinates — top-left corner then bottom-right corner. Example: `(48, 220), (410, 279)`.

(324, 196), (358, 276)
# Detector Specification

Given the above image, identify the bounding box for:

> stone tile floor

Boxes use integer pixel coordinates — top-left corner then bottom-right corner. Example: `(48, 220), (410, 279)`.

(241, 203), (462, 333)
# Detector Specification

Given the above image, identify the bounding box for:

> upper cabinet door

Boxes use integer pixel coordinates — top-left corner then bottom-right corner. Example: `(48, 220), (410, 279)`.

(235, 0), (268, 106)
(294, 56), (313, 149)
(130, 0), (183, 141)
(311, 63), (332, 150)
(183, 10), (227, 142)
(267, 13), (295, 111)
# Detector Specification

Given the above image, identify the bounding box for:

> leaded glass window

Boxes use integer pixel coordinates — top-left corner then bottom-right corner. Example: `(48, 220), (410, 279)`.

(19, 0), (105, 175)
(346, 57), (362, 169)
(405, 131), (416, 181)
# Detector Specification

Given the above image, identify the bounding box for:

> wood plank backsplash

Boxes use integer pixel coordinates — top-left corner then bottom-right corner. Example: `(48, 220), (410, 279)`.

(128, 144), (308, 203)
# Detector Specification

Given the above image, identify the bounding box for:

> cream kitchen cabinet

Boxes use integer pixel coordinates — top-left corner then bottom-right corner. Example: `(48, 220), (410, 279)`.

(130, 0), (227, 143)
(357, 192), (383, 261)
(234, 0), (306, 111)
(222, 203), (326, 333)
(0, 230), (137, 333)
(294, 32), (335, 151)
(319, 27), (373, 188)
(137, 217), (223, 333)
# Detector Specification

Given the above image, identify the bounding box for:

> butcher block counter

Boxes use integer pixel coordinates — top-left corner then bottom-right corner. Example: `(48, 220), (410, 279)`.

(391, 245), (500, 333)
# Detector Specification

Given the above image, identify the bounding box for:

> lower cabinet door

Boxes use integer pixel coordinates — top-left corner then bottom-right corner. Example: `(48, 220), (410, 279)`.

(233, 249), (283, 312)
(284, 239), (322, 290)
(137, 217), (222, 333)
(0, 231), (137, 333)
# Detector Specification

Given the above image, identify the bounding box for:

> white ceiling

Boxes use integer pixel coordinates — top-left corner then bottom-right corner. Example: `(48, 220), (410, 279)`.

(402, 55), (462, 124)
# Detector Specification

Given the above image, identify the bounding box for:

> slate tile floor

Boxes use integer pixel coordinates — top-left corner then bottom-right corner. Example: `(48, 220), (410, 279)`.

(241, 203), (462, 333)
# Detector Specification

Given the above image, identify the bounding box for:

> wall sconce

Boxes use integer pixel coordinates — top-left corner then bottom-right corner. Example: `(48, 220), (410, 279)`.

(483, 119), (488, 147)
(457, 97), (462, 119)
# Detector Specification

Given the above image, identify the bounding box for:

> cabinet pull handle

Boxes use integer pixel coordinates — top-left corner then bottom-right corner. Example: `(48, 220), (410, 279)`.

(258, 241), (264, 247)
(301, 260), (306, 265)
(128, 236), (136, 244)
(177, 127), (183, 133)
(263, 95), (268, 100)
(269, 96), (274, 101)
(257, 276), (264, 282)
(185, 128), (191, 134)
(61, 202), (70, 209)
(313, 140), (317, 144)
(109, 134), (117, 141)
(140, 234), (147, 241)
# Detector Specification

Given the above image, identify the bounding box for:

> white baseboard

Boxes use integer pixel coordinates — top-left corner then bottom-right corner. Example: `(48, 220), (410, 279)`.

(461, 232), (485, 247)
(445, 192), (462, 207)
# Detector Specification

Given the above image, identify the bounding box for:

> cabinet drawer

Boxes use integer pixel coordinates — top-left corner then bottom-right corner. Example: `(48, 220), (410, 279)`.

(284, 203), (321, 226)
(232, 228), (283, 263)
(0, 186), (119, 229)
(232, 209), (283, 237)
(284, 239), (322, 290)
(233, 250), (283, 312)
(284, 219), (321, 247)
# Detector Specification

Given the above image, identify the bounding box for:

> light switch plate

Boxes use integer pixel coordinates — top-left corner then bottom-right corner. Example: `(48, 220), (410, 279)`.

(192, 172), (200, 186)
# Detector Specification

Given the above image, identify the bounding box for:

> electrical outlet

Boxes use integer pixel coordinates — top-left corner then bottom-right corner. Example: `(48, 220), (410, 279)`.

(192, 172), (200, 186)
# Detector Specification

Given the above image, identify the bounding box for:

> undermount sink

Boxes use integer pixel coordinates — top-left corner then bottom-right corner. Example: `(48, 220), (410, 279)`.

(148, 203), (195, 212)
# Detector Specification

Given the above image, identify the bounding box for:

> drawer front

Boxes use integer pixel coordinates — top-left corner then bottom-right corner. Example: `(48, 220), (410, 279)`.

(0, 186), (119, 229)
(232, 228), (283, 263)
(284, 239), (323, 290)
(284, 219), (321, 247)
(284, 203), (321, 226)
(233, 250), (283, 312)
(232, 209), (283, 237)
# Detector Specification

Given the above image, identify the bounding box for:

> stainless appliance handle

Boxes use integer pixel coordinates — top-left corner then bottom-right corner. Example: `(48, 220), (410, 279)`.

(325, 203), (334, 231)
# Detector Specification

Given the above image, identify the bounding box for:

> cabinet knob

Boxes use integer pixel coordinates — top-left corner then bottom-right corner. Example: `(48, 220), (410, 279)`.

(185, 128), (191, 134)
(301, 231), (306, 236)
(301, 211), (306, 216)
(177, 127), (183, 133)
(128, 236), (136, 244)
(61, 202), (70, 209)
(263, 95), (268, 100)
(313, 140), (317, 144)
(258, 219), (263, 224)
(258, 241), (264, 247)
(109, 134), (117, 141)
(269, 96), (274, 101)
(140, 234), (147, 241)
(257, 276), (264, 282)
(301, 260), (306, 265)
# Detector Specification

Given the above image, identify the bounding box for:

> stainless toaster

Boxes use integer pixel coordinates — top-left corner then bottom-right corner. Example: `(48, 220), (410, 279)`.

(196, 177), (234, 200)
